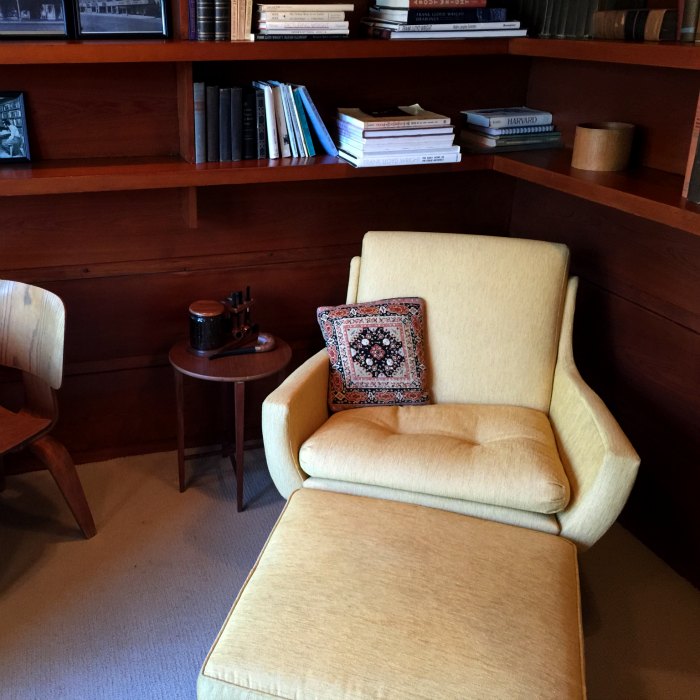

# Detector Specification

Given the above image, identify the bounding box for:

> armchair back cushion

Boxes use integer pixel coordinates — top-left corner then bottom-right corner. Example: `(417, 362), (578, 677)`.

(350, 232), (570, 412)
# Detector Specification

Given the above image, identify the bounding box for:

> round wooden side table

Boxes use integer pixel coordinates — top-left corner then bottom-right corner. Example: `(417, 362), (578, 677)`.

(168, 336), (292, 511)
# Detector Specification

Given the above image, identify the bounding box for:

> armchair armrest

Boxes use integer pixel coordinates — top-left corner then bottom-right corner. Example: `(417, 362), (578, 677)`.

(262, 349), (330, 499)
(550, 278), (640, 550)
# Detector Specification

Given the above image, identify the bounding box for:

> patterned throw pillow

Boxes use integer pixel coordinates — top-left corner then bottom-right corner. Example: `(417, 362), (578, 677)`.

(317, 297), (430, 412)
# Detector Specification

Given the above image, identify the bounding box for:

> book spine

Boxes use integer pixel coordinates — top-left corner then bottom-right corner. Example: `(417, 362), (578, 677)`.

(340, 150), (462, 167)
(242, 89), (257, 160)
(254, 88), (268, 159)
(230, 86), (243, 161)
(258, 11), (346, 20)
(219, 88), (232, 162)
(680, 0), (699, 42)
(293, 88), (316, 157)
(682, 91), (700, 200)
(270, 85), (292, 157)
(465, 113), (552, 128)
(189, 0), (197, 39)
(465, 124), (555, 136)
(378, 0), (487, 6)
(193, 82), (206, 164)
(206, 85), (219, 162)
(284, 84), (307, 156)
(254, 32), (350, 38)
(364, 20), (519, 31)
(196, 0), (215, 40)
(214, 0), (231, 40)
(257, 27), (350, 33)
(258, 21), (349, 29)
(298, 86), (339, 156)
(370, 7), (506, 21)
(257, 3), (353, 10)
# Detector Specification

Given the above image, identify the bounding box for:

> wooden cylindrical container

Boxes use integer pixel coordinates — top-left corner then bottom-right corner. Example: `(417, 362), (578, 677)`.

(189, 300), (227, 353)
(571, 122), (635, 171)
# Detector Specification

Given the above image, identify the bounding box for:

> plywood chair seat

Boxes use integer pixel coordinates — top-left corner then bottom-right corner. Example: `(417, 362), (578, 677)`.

(0, 280), (96, 539)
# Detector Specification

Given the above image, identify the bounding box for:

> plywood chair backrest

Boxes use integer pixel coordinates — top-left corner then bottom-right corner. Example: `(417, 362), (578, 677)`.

(0, 280), (65, 390)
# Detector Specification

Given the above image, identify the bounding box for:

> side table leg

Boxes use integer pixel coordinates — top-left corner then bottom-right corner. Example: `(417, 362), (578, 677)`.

(234, 380), (245, 512)
(174, 369), (186, 492)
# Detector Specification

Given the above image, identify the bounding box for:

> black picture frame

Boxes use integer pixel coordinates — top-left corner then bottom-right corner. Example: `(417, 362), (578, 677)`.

(73, 0), (168, 39)
(0, 0), (71, 38)
(0, 92), (30, 162)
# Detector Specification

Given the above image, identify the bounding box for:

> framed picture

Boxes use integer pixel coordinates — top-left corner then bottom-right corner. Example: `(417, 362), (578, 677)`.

(74, 0), (168, 38)
(0, 0), (71, 37)
(0, 92), (30, 162)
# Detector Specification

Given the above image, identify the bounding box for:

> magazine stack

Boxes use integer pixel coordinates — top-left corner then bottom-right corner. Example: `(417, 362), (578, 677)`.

(361, 0), (526, 40)
(337, 104), (461, 168)
(458, 107), (562, 153)
(255, 3), (354, 40)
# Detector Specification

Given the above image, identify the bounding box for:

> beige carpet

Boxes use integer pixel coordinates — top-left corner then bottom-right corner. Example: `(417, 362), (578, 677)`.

(1, 450), (699, 699)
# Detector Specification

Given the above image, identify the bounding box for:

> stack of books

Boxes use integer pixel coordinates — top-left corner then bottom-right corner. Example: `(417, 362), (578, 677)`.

(361, 0), (526, 40)
(591, 8), (678, 42)
(336, 104), (461, 167)
(458, 107), (562, 153)
(193, 80), (338, 164)
(255, 3), (354, 40)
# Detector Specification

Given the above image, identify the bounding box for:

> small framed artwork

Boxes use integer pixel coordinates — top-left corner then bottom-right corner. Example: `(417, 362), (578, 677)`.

(73, 0), (168, 38)
(0, 92), (30, 162)
(0, 0), (71, 38)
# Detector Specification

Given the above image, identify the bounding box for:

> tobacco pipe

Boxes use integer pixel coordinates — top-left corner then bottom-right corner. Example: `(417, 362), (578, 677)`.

(209, 333), (276, 360)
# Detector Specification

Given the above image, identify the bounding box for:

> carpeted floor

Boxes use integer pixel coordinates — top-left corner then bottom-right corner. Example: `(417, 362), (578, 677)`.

(1, 450), (699, 699)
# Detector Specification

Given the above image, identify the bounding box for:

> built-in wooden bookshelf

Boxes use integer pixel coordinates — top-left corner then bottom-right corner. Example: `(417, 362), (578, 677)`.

(1, 20), (698, 584)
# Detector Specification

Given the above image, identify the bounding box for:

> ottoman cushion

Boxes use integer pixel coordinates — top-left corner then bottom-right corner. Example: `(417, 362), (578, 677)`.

(198, 489), (585, 699)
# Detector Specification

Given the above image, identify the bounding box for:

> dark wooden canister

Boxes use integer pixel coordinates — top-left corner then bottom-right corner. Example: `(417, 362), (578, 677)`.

(189, 300), (227, 352)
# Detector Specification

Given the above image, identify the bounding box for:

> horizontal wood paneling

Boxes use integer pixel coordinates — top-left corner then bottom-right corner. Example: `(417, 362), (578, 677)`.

(13, 64), (179, 160)
(526, 60), (700, 174)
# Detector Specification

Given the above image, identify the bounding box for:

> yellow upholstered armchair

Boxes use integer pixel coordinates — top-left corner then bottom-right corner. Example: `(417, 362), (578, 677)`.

(262, 231), (639, 549)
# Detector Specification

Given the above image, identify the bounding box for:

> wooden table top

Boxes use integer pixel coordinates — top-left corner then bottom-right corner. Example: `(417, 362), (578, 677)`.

(168, 336), (292, 383)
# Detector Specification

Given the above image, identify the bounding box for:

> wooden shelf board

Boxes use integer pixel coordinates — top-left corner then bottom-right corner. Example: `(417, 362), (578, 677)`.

(0, 38), (509, 65)
(509, 38), (700, 70)
(493, 149), (700, 236)
(0, 154), (492, 196)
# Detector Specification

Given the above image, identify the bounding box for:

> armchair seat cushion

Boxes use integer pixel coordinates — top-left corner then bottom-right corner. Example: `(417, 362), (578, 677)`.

(299, 404), (570, 515)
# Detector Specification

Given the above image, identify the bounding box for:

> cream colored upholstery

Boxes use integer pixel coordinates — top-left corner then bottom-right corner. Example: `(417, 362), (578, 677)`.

(198, 489), (586, 699)
(262, 231), (640, 549)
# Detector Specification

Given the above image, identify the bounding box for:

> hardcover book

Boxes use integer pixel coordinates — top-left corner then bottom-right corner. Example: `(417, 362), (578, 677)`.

(219, 88), (232, 161)
(368, 6), (507, 22)
(193, 82), (206, 164)
(206, 85), (219, 162)
(231, 86), (243, 161)
(458, 129), (562, 148)
(461, 106), (553, 128)
(682, 91), (700, 202)
(339, 147), (462, 167)
(296, 84), (339, 156)
(464, 123), (555, 136)
(363, 24), (526, 37)
(256, 3), (354, 10)
(375, 0), (487, 6)
(362, 19), (520, 31)
(338, 104), (451, 130)
(197, 0), (215, 40)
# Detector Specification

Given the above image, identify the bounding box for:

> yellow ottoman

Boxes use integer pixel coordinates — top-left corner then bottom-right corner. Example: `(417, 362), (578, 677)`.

(198, 489), (585, 699)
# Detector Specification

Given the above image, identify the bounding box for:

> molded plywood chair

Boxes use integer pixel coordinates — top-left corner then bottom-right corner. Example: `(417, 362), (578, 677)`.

(262, 231), (640, 550)
(0, 280), (96, 538)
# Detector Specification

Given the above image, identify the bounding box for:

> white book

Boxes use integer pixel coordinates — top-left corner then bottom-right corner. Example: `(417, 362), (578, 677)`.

(259, 11), (346, 20)
(252, 81), (280, 159)
(257, 27), (350, 33)
(461, 106), (553, 128)
(367, 27), (527, 38)
(339, 133), (456, 153)
(337, 121), (454, 138)
(257, 4), (354, 11)
(362, 20), (520, 32)
(339, 147), (462, 168)
(268, 81), (296, 157)
(283, 83), (307, 156)
(337, 104), (451, 131)
(258, 21), (349, 29)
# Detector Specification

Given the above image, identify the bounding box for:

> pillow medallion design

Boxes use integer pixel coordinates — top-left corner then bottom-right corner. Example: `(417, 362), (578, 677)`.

(317, 297), (430, 411)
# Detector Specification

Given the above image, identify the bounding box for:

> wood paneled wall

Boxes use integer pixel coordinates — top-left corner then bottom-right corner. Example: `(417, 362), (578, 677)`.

(510, 182), (699, 586)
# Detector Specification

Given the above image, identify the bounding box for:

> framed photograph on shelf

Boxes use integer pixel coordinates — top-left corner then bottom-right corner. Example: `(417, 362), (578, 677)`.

(73, 0), (168, 38)
(0, 92), (30, 162)
(0, 0), (71, 37)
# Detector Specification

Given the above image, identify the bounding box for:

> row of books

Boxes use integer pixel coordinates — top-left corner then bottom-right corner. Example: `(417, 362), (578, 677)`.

(192, 0), (253, 40)
(193, 81), (337, 164)
(515, 0), (700, 42)
(255, 2), (353, 40)
(458, 106), (562, 153)
(361, 1), (527, 39)
(336, 104), (461, 166)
